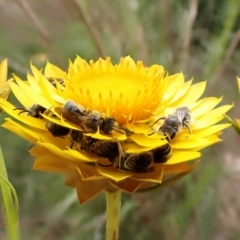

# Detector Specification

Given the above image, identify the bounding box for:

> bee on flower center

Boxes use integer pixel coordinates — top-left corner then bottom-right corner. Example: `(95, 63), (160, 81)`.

(151, 106), (192, 141)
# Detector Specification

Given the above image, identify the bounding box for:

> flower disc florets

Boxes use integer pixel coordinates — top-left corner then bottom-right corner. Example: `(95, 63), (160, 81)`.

(0, 56), (232, 203)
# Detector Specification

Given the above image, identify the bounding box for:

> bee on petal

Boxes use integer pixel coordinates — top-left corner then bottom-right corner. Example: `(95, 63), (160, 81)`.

(14, 104), (46, 118)
(151, 106), (192, 141)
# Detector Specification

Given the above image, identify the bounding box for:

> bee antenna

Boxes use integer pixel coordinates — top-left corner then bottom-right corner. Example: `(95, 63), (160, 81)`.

(113, 128), (124, 135)
(149, 117), (165, 127)
(14, 108), (31, 115)
(147, 131), (155, 136)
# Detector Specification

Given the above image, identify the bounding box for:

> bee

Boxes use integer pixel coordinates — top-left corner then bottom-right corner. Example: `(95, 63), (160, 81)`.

(151, 143), (172, 163)
(14, 104), (46, 118)
(70, 130), (90, 149)
(151, 106), (192, 141)
(99, 116), (133, 135)
(45, 111), (70, 137)
(70, 130), (83, 145)
(60, 100), (133, 135)
(114, 143), (172, 172)
(89, 140), (154, 173)
(117, 152), (155, 173)
(57, 99), (102, 133)
(71, 134), (171, 173)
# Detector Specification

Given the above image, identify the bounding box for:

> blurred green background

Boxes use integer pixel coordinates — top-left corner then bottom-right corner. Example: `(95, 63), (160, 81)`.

(1, 0), (240, 239)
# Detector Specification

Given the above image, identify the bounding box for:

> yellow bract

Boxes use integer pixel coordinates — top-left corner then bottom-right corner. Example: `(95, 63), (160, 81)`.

(0, 59), (11, 103)
(0, 56), (232, 203)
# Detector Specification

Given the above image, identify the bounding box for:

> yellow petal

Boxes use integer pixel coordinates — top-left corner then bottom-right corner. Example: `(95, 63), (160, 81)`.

(75, 177), (107, 203)
(163, 73), (185, 99)
(166, 151), (200, 164)
(111, 179), (142, 193)
(172, 137), (210, 149)
(194, 104), (233, 129)
(27, 73), (41, 91)
(44, 62), (67, 79)
(171, 80), (193, 103)
(38, 76), (62, 107)
(191, 97), (222, 119)
(39, 142), (90, 162)
(163, 162), (191, 175)
(172, 81), (206, 106)
(124, 143), (155, 153)
(193, 123), (231, 137)
(0, 59), (7, 86)
(130, 134), (167, 147)
(33, 153), (74, 173)
(132, 164), (164, 183)
(96, 164), (133, 182)
(192, 135), (221, 151)
(2, 119), (42, 143)
(29, 144), (46, 156)
(9, 81), (35, 108)
(14, 74), (51, 109)
(63, 148), (98, 162)
(0, 99), (46, 130)
(75, 162), (105, 180)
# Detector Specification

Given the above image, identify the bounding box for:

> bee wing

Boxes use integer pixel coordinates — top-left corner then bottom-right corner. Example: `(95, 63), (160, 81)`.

(76, 115), (91, 121)
(176, 107), (188, 122)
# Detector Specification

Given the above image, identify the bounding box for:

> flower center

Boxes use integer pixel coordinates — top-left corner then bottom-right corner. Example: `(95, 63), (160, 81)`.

(64, 57), (166, 125)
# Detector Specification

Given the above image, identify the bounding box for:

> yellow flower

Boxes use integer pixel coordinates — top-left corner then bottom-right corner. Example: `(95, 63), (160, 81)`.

(0, 59), (11, 110)
(0, 56), (232, 203)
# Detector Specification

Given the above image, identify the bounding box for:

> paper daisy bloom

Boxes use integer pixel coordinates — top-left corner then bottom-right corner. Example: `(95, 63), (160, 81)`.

(0, 56), (232, 203)
(0, 59), (11, 111)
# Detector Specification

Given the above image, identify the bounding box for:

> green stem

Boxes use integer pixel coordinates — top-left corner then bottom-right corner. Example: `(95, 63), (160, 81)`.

(106, 190), (121, 240)
(0, 145), (21, 240)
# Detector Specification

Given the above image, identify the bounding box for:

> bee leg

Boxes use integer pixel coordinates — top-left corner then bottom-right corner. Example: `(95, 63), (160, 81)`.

(164, 133), (172, 142)
(147, 131), (155, 136)
(112, 128), (124, 135)
(149, 117), (166, 127)
(184, 122), (192, 134)
(119, 127), (134, 136)
(98, 162), (114, 167)
(115, 141), (125, 170)
(70, 140), (75, 149)
(145, 166), (155, 173)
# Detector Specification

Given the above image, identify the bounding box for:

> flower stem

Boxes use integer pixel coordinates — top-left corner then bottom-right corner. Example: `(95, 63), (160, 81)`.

(105, 190), (121, 240)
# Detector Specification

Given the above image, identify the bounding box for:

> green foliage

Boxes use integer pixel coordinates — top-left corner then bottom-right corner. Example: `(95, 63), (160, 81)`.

(0, 0), (240, 239)
(0, 146), (20, 240)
